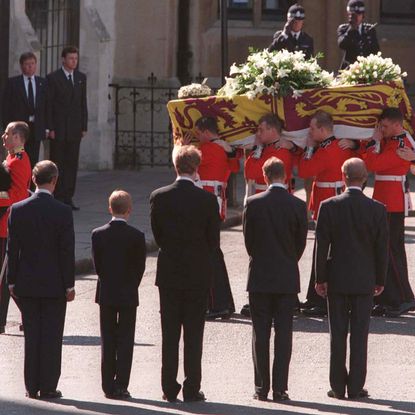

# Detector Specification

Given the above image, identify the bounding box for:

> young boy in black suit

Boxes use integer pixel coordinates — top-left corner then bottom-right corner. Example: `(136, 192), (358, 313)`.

(92, 190), (146, 399)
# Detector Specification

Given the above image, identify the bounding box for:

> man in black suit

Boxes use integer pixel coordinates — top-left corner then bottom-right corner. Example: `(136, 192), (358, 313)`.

(268, 4), (314, 59)
(92, 190), (146, 400)
(315, 158), (388, 399)
(7, 160), (75, 399)
(150, 145), (220, 403)
(47, 46), (88, 210)
(243, 157), (308, 402)
(2, 52), (48, 168)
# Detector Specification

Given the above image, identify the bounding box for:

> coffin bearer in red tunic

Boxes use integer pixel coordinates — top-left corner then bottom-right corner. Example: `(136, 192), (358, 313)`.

(0, 122), (32, 334)
(364, 107), (415, 317)
(298, 111), (357, 317)
(245, 113), (299, 196)
(241, 113), (300, 317)
(183, 116), (238, 319)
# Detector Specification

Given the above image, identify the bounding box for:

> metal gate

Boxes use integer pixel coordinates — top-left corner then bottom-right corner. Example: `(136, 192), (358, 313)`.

(25, 0), (80, 76)
(109, 74), (180, 169)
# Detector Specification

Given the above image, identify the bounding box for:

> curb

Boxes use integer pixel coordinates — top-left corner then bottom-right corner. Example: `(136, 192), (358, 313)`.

(75, 209), (243, 276)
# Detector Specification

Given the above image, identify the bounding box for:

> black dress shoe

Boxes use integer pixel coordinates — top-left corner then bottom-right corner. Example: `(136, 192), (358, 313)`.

(0, 326), (5, 334)
(348, 389), (369, 399)
(253, 392), (268, 401)
(25, 391), (38, 399)
(117, 389), (131, 399)
(327, 389), (345, 399)
(39, 390), (62, 399)
(183, 391), (206, 402)
(162, 394), (179, 403)
(240, 304), (251, 317)
(273, 391), (290, 401)
(372, 304), (386, 317)
(384, 307), (402, 318)
(105, 391), (122, 400)
(302, 306), (327, 317)
(19, 324), (24, 332)
(206, 309), (231, 320)
(299, 301), (314, 310)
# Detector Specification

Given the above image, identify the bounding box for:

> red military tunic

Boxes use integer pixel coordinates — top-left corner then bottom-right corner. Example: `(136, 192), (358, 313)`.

(245, 143), (295, 193)
(298, 137), (355, 219)
(364, 135), (411, 213)
(0, 148), (32, 238)
(198, 140), (240, 220)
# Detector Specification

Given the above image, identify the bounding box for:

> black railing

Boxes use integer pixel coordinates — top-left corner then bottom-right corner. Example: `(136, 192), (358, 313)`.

(109, 74), (180, 168)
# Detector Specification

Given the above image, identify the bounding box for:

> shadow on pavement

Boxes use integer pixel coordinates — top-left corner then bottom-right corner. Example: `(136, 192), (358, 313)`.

(212, 312), (415, 336)
(1, 395), (413, 415)
(280, 398), (415, 415)
(62, 335), (154, 347)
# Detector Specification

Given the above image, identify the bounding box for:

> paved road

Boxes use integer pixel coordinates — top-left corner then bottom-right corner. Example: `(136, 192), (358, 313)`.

(1, 221), (414, 414)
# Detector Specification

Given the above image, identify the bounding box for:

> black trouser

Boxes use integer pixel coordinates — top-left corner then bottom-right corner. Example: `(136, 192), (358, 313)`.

(327, 293), (373, 397)
(25, 122), (41, 169)
(99, 305), (137, 395)
(305, 242), (327, 308)
(249, 292), (296, 396)
(0, 238), (21, 327)
(376, 213), (414, 308)
(208, 248), (235, 313)
(49, 138), (81, 203)
(159, 287), (207, 400)
(19, 297), (67, 394)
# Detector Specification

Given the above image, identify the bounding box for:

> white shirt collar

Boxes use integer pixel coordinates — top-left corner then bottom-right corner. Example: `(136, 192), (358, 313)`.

(62, 66), (74, 77)
(291, 31), (301, 39)
(35, 188), (52, 195)
(358, 23), (363, 34)
(176, 176), (194, 184)
(269, 183), (287, 190)
(111, 217), (127, 222)
(347, 186), (362, 191)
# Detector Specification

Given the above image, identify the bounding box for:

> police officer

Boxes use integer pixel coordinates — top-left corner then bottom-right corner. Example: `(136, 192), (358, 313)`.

(269, 4), (314, 59)
(338, 0), (380, 70)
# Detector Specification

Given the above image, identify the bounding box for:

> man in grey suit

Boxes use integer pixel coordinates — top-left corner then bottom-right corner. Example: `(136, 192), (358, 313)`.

(243, 157), (308, 402)
(315, 158), (388, 400)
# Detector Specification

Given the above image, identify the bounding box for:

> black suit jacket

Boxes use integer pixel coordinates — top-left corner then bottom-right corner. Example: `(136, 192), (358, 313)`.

(1, 75), (47, 141)
(46, 68), (88, 141)
(268, 30), (314, 59)
(7, 192), (75, 298)
(150, 179), (220, 290)
(243, 186), (308, 294)
(92, 220), (146, 307)
(315, 188), (388, 294)
(338, 22), (380, 69)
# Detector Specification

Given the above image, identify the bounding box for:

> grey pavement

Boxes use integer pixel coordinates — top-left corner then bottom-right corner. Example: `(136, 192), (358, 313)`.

(73, 168), (245, 274)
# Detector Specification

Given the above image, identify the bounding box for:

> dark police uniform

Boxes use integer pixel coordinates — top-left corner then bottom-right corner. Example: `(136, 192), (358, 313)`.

(338, 0), (380, 69)
(268, 4), (314, 59)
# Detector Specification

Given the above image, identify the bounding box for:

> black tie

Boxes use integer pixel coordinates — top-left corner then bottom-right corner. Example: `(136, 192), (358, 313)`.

(68, 74), (73, 86)
(28, 77), (35, 115)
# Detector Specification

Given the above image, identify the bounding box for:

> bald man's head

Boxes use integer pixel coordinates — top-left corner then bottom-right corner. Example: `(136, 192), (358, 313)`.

(342, 158), (368, 187)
